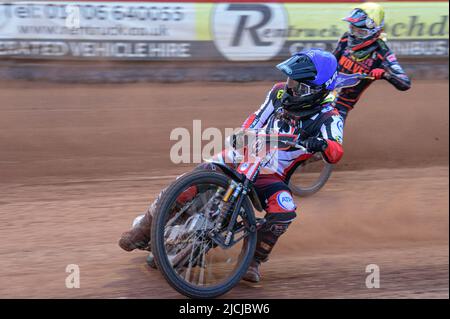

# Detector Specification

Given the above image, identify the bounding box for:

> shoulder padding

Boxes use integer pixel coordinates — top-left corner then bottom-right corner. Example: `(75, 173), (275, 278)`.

(272, 82), (285, 91)
(270, 82), (285, 100)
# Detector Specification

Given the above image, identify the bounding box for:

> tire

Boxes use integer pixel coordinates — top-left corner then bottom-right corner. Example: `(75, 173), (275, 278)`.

(151, 170), (257, 299)
(289, 160), (334, 197)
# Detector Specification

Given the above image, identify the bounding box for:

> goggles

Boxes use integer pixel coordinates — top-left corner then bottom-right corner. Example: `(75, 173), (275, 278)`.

(349, 24), (375, 39)
(286, 78), (321, 97)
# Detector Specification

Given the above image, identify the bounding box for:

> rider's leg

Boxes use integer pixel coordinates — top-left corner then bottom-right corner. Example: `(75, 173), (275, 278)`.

(244, 210), (297, 282)
(118, 190), (162, 251)
(243, 176), (297, 283)
(118, 163), (224, 252)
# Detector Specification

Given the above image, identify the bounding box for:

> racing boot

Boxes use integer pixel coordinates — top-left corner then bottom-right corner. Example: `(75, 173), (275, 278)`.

(119, 185), (198, 252)
(242, 212), (296, 283)
(242, 260), (261, 283)
(118, 210), (153, 252)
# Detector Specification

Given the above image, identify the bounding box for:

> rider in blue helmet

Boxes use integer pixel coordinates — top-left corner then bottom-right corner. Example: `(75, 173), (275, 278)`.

(276, 49), (338, 119)
(119, 49), (345, 283)
(238, 48), (345, 282)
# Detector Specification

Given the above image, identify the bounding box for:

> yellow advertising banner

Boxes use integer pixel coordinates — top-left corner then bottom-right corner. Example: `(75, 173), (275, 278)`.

(285, 2), (448, 41)
(199, 2), (449, 41)
(204, 1), (449, 60)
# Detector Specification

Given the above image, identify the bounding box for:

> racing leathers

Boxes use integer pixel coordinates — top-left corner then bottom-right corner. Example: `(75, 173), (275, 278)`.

(333, 33), (411, 119)
(119, 83), (345, 274)
(212, 82), (344, 265)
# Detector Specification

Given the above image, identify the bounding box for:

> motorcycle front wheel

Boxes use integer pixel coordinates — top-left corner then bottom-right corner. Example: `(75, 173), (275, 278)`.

(150, 170), (257, 299)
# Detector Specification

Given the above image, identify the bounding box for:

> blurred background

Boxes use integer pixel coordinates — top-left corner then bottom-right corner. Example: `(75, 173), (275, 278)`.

(0, 0), (448, 82)
(0, 0), (448, 298)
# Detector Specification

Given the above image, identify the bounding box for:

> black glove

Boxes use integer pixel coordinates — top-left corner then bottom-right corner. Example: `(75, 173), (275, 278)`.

(304, 137), (328, 152)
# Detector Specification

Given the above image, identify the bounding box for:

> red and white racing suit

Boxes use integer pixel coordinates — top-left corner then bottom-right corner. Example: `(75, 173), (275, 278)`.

(204, 82), (345, 263)
(120, 83), (345, 262)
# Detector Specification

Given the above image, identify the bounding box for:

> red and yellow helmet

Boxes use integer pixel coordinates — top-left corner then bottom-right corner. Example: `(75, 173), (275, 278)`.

(343, 2), (385, 50)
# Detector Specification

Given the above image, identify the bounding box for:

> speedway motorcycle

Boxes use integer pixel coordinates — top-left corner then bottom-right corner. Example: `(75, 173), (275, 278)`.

(147, 73), (374, 298)
(149, 130), (306, 298)
(288, 72), (374, 196)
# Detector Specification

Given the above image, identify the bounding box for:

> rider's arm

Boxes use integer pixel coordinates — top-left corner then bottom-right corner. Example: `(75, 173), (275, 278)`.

(382, 54), (411, 91)
(242, 83), (283, 129)
(377, 44), (411, 91)
(319, 114), (344, 164)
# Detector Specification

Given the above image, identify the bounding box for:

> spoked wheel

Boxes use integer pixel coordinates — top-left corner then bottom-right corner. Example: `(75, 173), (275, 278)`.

(151, 171), (257, 299)
(289, 153), (334, 197)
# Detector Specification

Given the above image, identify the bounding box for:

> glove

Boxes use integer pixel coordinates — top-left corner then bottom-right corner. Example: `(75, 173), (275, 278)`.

(369, 68), (385, 80)
(304, 137), (328, 153)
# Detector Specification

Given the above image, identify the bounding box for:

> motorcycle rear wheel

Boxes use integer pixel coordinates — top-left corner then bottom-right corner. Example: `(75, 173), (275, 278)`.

(289, 153), (334, 197)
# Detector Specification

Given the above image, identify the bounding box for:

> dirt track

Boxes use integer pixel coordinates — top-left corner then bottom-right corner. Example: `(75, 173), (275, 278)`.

(0, 80), (448, 298)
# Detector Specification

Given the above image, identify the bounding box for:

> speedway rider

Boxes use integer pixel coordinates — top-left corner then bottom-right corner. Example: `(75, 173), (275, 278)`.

(333, 2), (411, 120)
(119, 49), (345, 283)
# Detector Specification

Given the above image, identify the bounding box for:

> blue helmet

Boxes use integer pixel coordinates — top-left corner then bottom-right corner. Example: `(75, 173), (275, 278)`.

(276, 49), (338, 117)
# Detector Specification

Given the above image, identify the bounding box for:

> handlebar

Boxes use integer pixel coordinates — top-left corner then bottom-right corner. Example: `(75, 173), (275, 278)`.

(231, 129), (309, 152)
(335, 72), (375, 89)
(279, 139), (308, 152)
(358, 73), (375, 80)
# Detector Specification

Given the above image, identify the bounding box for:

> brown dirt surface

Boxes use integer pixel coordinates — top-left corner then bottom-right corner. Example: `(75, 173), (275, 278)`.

(0, 79), (448, 298)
